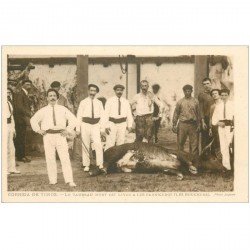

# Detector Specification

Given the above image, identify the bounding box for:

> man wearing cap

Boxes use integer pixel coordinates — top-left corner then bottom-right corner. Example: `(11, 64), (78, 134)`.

(30, 89), (77, 187)
(131, 80), (162, 143)
(172, 84), (201, 174)
(211, 89), (234, 171)
(104, 84), (133, 150)
(76, 84), (105, 172)
(15, 79), (33, 163)
(50, 81), (69, 108)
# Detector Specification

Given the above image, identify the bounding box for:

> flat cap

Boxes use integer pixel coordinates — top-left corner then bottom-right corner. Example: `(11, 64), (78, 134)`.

(50, 81), (61, 88)
(113, 84), (125, 91)
(182, 84), (193, 91)
(88, 84), (99, 93)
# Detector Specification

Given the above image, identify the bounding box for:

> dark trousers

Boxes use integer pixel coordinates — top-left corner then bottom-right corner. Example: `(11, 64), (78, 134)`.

(177, 121), (199, 167)
(201, 116), (211, 150)
(14, 124), (27, 159)
(135, 114), (153, 143)
(153, 117), (161, 141)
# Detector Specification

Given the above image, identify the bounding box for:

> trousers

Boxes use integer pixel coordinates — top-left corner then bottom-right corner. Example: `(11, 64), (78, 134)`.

(14, 124), (27, 159)
(177, 121), (199, 167)
(135, 114), (153, 142)
(80, 122), (103, 167)
(105, 122), (127, 150)
(7, 125), (17, 172)
(43, 134), (74, 184)
(218, 126), (233, 170)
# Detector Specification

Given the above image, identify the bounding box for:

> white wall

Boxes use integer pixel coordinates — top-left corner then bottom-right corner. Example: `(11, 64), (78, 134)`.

(141, 63), (195, 102)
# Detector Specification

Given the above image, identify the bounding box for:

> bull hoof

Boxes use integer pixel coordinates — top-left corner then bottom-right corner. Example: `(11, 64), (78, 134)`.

(177, 174), (184, 181)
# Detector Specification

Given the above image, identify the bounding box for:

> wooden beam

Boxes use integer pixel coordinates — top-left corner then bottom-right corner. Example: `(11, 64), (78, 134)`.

(194, 56), (208, 97)
(136, 62), (141, 93)
(76, 55), (89, 103)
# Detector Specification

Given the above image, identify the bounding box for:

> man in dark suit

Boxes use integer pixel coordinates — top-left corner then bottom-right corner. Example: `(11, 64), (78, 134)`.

(15, 79), (32, 162)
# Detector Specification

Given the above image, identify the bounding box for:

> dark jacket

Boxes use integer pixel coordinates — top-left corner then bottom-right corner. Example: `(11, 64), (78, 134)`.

(15, 89), (32, 126)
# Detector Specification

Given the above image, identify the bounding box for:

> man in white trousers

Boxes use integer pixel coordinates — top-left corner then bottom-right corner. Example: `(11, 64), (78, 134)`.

(30, 89), (77, 187)
(212, 89), (234, 171)
(76, 84), (105, 172)
(104, 84), (133, 150)
(7, 88), (20, 174)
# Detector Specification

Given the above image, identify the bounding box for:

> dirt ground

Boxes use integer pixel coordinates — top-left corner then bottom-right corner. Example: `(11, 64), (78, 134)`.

(7, 127), (234, 192)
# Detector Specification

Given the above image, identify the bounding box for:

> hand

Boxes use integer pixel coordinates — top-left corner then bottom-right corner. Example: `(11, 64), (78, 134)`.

(218, 121), (225, 128)
(196, 126), (200, 133)
(105, 127), (111, 135)
(61, 129), (68, 137)
(209, 128), (212, 137)
(127, 127), (133, 133)
(172, 125), (177, 134)
(37, 130), (46, 136)
(202, 120), (207, 130)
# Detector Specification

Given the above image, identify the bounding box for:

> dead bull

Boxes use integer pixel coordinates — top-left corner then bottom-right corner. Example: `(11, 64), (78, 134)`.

(100, 142), (200, 180)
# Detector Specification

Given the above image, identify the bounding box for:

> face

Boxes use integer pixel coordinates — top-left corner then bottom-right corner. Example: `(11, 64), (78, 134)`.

(115, 88), (124, 98)
(221, 92), (229, 101)
(202, 80), (212, 91)
(7, 90), (12, 100)
(22, 81), (32, 91)
(140, 81), (149, 93)
(211, 91), (220, 100)
(47, 91), (58, 105)
(88, 87), (97, 98)
(152, 87), (160, 94)
(183, 89), (192, 98)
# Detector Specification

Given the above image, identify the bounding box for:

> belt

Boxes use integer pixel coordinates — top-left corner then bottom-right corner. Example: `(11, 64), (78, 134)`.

(82, 117), (100, 124)
(7, 117), (11, 124)
(46, 129), (63, 134)
(109, 117), (127, 123)
(219, 120), (233, 126)
(137, 113), (152, 118)
(180, 119), (197, 124)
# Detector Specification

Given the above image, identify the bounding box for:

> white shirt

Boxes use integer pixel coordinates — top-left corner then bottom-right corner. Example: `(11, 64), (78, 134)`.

(104, 96), (134, 128)
(131, 92), (163, 116)
(212, 100), (234, 126)
(30, 104), (77, 132)
(76, 97), (105, 131)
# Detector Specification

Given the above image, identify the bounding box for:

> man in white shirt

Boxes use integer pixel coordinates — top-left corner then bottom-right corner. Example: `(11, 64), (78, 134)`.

(7, 88), (20, 174)
(104, 84), (133, 150)
(131, 80), (162, 143)
(76, 84), (105, 172)
(211, 89), (234, 171)
(30, 89), (77, 187)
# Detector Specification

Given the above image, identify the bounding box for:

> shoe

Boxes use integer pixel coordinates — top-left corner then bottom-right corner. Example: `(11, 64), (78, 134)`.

(189, 165), (198, 175)
(68, 182), (76, 187)
(24, 157), (31, 162)
(99, 166), (107, 174)
(84, 166), (90, 172)
(9, 170), (21, 174)
(49, 182), (57, 185)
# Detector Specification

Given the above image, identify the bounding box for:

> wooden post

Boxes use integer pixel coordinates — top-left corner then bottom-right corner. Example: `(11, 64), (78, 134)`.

(136, 62), (141, 93)
(194, 56), (208, 97)
(73, 55), (89, 160)
(76, 55), (89, 103)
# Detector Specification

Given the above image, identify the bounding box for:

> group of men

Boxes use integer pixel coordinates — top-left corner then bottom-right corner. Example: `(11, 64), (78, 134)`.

(172, 78), (234, 173)
(7, 77), (234, 187)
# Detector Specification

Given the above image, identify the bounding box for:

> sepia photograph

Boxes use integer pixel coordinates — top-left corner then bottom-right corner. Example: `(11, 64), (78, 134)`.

(1, 46), (248, 202)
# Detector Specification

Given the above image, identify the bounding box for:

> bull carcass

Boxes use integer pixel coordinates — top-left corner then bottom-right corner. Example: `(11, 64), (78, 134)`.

(88, 142), (224, 180)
